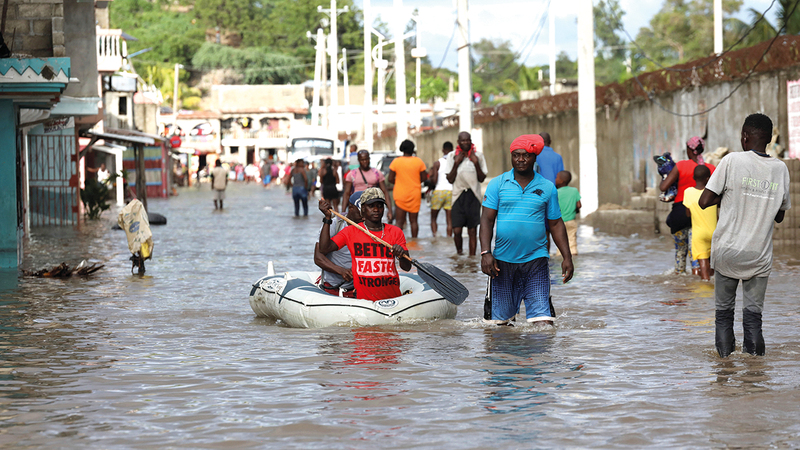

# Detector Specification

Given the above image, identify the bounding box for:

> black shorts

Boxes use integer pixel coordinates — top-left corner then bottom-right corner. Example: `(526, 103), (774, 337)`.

(451, 189), (481, 229)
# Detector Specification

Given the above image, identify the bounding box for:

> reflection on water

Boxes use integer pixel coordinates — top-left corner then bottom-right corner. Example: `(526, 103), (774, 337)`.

(481, 329), (558, 415)
(712, 357), (772, 393)
(1, 183), (800, 448)
(322, 329), (405, 368)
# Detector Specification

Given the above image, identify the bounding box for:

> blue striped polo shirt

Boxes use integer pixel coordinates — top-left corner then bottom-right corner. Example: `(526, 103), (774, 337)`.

(483, 170), (561, 263)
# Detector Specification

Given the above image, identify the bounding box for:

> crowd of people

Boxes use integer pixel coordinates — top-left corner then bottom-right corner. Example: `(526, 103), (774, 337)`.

(309, 131), (580, 328)
(201, 114), (792, 358)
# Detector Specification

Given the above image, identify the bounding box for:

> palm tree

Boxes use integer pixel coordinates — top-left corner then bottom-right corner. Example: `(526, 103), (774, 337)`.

(777, 0), (800, 35)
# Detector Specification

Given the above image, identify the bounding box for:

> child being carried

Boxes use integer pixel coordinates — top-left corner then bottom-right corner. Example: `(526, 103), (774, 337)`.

(654, 152), (677, 202)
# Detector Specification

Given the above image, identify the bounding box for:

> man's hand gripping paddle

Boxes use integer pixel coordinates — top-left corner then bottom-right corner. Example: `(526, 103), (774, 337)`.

(329, 209), (469, 305)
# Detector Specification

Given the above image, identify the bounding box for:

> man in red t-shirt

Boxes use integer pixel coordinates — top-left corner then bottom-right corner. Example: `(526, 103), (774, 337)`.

(318, 187), (412, 301)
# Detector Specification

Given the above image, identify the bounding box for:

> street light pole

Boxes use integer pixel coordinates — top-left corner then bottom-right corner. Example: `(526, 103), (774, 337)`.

(308, 28), (325, 126)
(363, 0), (373, 150)
(457, 0), (472, 132)
(341, 48), (350, 136)
(411, 11), (426, 131)
(577, 0), (598, 215)
(549, 1), (556, 95)
(714, 0), (723, 54)
(393, 0), (408, 144)
(172, 63), (183, 133)
(318, 0), (349, 133)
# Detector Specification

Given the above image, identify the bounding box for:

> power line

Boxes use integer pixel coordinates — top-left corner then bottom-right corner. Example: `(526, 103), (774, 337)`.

(612, 0), (778, 73)
(472, 0), (550, 76)
(433, 19), (458, 77)
(631, 0), (799, 117)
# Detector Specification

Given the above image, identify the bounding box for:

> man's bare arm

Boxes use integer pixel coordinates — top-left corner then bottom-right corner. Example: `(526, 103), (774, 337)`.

(548, 218), (574, 283)
(480, 207), (499, 277)
(314, 243), (352, 281)
(699, 188), (720, 209)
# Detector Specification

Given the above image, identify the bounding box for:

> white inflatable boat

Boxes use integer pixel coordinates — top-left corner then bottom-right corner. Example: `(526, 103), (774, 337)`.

(248, 269), (458, 328)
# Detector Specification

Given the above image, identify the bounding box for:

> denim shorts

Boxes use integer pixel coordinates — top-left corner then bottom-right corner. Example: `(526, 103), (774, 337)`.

(489, 257), (552, 321)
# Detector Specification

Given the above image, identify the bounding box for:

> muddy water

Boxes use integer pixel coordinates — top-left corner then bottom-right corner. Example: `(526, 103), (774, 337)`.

(2, 183), (800, 448)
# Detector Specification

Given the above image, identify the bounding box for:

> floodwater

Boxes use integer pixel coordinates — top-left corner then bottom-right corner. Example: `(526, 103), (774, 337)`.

(2, 182), (800, 449)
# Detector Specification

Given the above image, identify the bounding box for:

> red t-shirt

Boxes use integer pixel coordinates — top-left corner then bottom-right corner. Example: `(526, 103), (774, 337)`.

(675, 160), (715, 202)
(331, 223), (408, 301)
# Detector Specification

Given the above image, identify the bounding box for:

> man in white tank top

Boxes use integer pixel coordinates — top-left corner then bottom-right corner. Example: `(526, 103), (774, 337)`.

(428, 141), (454, 237)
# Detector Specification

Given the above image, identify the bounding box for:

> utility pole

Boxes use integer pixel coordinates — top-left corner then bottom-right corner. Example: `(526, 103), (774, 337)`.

(318, 0), (349, 133)
(321, 38), (328, 129)
(375, 32), (387, 138)
(172, 63), (183, 132)
(363, 0), (373, 150)
(548, 2), (556, 95)
(393, 0), (408, 144)
(713, 0), (723, 54)
(457, 0), (472, 132)
(341, 48), (350, 136)
(309, 28), (324, 126)
(577, 0), (598, 215)
(411, 11), (426, 131)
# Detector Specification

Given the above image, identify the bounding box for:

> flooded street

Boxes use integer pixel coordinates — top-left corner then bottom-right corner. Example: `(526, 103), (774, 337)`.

(2, 182), (800, 448)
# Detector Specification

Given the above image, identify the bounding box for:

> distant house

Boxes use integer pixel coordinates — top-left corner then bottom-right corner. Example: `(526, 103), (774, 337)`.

(211, 85), (309, 165)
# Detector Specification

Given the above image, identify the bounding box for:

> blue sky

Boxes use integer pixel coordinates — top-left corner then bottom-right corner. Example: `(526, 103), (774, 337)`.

(352, 0), (781, 71)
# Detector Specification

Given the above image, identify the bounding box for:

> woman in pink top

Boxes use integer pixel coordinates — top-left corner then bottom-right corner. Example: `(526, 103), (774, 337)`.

(342, 150), (393, 222)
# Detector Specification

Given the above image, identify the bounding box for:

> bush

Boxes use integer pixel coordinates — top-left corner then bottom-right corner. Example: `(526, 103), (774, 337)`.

(80, 179), (111, 220)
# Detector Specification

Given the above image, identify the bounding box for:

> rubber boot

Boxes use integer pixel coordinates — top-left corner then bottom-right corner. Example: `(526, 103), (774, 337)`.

(742, 310), (765, 356)
(715, 309), (735, 358)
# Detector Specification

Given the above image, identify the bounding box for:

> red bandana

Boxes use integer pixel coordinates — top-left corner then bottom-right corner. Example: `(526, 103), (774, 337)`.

(510, 134), (544, 155)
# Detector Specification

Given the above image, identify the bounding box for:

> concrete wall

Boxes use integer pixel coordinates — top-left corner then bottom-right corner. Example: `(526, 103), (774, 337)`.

(62, 0), (98, 99)
(4, 0), (65, 57)
(416, 68), (800, 202)
(410, 64), (800, 244)
(135, 103), (159, 135)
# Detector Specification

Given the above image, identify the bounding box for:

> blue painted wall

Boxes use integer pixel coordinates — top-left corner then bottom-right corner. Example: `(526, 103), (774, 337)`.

(0, 100), (18, 268)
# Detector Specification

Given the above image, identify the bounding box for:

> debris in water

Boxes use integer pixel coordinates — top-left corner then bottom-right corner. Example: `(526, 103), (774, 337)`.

(23, 260), (104, 278)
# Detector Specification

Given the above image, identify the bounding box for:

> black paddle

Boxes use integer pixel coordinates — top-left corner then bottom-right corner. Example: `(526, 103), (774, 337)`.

(329, 210), (469, 305)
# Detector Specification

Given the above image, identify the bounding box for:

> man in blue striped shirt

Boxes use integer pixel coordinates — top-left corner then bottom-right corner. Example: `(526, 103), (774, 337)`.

(479, 134), (574, 325)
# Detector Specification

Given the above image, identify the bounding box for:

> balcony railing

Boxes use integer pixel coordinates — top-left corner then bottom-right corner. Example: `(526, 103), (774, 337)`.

(221, 129), (289, 140)
(97, 29), (127, 73)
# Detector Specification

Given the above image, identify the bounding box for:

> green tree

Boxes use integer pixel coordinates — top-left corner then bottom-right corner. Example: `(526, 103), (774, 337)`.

(729, 0), (800, 50)
(266, 0), (363, 67)
(193, 0), (272, 47)
(634, 0), (743, 69)
(192, 43), (305, 84)
(142, 65), (201, 110)
(555, 51), (577, 80)
(594, 0), (632, 84)
(777, 0), (800, 34)
(109, 0), (205, 70)
(728, 8), (777, 49)
(420, 76), (447, 129)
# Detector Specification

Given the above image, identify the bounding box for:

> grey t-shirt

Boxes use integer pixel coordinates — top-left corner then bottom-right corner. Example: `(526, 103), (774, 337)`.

(705, 151), (791, 279)
(320, 218), (354, 290)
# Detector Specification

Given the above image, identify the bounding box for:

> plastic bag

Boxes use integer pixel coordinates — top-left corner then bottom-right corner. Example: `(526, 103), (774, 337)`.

(118, 199), (153, 259)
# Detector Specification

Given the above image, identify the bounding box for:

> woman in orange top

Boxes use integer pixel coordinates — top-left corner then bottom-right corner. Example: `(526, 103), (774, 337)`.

(388, 140), (428, 238)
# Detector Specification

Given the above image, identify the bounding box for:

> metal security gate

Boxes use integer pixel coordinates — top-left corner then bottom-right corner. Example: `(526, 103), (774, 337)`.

(27, 134), (79, 226)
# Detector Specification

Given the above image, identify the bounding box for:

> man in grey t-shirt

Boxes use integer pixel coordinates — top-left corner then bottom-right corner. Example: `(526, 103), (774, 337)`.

(314, 191), (363, 297)
(699, 113), (791, 357)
